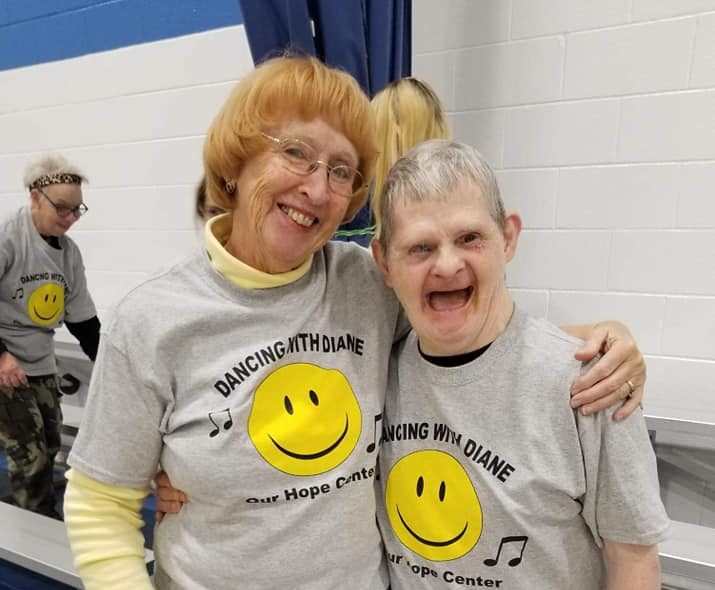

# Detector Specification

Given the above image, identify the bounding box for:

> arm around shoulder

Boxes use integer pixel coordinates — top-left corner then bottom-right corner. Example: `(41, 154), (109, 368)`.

(603, 539), (661, 590)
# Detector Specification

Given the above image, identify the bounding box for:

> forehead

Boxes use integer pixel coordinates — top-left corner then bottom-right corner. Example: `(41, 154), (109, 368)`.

(277, 118), (358, 163)
(390, 182), (495, 237)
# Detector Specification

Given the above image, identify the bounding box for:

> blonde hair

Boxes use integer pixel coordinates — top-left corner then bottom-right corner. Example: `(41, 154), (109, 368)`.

(370, 78), (450, 236)
(204, 55), (377, 222)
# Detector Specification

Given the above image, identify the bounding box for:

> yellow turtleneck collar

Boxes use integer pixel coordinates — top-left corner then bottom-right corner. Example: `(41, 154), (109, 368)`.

(204, 213), (313, 289)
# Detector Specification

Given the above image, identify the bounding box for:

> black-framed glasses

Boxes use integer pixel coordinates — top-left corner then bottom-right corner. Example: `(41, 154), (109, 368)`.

(262, 133), (365, 198)
(37, 187), (88, 218)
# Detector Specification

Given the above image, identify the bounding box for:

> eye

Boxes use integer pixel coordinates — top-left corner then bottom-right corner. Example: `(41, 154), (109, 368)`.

(460, 232), (481, 245)
(439, 481), (446, 502)
(282, 142), (311, 161)
(284, 395), (294, 415)
(329, 165), (354, 183)
(309, 389), (319, 406)
(408, 243), (432, 255)
(416, 476), (424, 497)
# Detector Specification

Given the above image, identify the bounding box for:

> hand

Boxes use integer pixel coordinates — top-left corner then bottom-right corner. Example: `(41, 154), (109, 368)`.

(154, 470), (187, 523)
(570, 321), (646, 421)
(0, 352), (28, 388)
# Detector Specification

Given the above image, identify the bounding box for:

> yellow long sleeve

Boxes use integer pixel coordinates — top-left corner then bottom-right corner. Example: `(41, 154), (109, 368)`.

(63, 468), (153, 590)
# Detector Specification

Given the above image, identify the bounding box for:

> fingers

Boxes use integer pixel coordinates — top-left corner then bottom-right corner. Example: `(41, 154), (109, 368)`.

(155, 484), (186, 503)
(571, 337), (641, 395)
(613, 385), (644, 421)
(155, 499), (184, 515)
(572, 353), (645, 408)
(0, 370), (27, 388)
(571, 384), (630, 416)
(154, 470), (170, 488)
(155, 511), (164, 524)
(573, 325), (609, 363)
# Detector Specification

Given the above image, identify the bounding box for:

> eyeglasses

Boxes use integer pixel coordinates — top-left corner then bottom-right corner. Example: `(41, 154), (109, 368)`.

(262, 133), (364, 198)
(37, 187), (88, 218)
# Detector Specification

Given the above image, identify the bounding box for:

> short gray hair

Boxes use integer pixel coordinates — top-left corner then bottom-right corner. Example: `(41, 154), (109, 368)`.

(23, 152), (86, 189)
(375, 139), (505, 247)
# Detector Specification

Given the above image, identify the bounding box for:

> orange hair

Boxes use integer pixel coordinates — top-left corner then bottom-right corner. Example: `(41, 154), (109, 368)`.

(204, 55), (377, 222)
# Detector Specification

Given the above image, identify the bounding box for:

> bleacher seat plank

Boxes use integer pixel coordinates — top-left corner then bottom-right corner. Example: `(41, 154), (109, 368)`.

(0, 501), (153, 588)
(660, 520), (715, 585)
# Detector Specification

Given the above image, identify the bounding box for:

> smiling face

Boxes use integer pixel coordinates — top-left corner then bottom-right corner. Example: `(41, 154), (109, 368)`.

(27, 283), (64, 326)
(373, 183), (521, 357)
(226, 118), (358, 274)
(386, 450), (482, 561)
(248, 363), (362, 475)
(29, 183), (83, 237)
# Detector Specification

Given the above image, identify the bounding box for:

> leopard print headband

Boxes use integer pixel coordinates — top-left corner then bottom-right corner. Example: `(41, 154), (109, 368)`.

(30, 173), (83, 189)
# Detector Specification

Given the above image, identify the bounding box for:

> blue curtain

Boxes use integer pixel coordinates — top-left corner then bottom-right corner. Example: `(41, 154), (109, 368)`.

(238, 0), (412, 246)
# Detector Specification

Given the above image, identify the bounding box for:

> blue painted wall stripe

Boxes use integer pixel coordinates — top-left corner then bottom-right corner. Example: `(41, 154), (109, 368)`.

(0, 0), (243, 72)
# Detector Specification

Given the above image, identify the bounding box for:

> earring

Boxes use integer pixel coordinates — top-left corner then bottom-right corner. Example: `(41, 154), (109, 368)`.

(225, 179), (236, 194)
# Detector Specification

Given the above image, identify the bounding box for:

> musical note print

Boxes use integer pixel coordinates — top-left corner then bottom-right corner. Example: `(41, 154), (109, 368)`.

(208, 409), (233, 438)
(11, 287), (23, 300)
(483, 535), (528, 567)
(366, 413), (383, 453)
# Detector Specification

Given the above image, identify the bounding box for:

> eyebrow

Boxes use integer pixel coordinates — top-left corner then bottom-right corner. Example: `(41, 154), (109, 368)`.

(291, 134), (358, 166)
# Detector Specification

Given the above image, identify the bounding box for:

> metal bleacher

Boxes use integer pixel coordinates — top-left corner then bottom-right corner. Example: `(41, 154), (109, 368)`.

(645, 393), (715, 590)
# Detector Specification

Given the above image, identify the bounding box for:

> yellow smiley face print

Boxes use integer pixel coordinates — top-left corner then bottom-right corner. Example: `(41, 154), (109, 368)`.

(248, 363), (362, 476)
(386, 450), (483, 561)
(27, 283), (64, 326)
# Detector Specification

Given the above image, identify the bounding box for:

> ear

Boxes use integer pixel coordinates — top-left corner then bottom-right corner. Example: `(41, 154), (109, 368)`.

(29, 189), (41, 211)
(370, 238), (393, 288)
(502, 212), (522, 263)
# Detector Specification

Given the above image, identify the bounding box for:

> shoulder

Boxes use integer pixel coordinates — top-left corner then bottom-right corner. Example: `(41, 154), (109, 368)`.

(0, 207), (23, 238)
(321, 241), (399, 310)
(108, 254), (204, 330)
(519, 312), (583, 358)
(323, 240), (376, 272)
(509, 311), (584, 382)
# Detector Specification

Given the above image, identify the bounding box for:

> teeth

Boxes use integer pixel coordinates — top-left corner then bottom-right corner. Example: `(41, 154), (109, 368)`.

(280, 205), (315, 227)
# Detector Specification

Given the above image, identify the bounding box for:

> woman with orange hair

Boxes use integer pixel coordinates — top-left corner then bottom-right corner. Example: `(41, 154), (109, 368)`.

(64, 56), (646, 590)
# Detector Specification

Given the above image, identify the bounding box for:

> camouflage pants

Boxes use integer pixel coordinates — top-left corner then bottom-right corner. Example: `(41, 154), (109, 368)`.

(0, 375), (62, 517)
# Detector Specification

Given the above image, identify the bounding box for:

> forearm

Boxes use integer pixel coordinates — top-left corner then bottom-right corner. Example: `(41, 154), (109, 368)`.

(604, 541), (661, 590)
(65, 315), (101, 361)
(64, 468), (152, 590)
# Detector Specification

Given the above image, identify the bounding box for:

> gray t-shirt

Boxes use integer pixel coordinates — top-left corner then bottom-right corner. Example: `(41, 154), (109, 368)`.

(0, 206), (96, 375)
(69, 241), (407, 590)
(377, 308), (670, 590)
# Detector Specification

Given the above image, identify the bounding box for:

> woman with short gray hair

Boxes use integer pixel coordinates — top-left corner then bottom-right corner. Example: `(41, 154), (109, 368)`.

(0, 152), (99, 518)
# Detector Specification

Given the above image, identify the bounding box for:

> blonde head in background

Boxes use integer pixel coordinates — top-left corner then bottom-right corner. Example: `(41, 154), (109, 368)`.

(371, 77), (450, 238)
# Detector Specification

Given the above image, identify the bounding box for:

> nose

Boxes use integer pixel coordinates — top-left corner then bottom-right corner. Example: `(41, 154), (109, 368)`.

(299, 163), (332, 205)
(432, 245), (465, 278)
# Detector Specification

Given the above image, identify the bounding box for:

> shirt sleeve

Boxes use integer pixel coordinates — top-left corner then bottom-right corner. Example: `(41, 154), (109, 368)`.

(578, 405), (670, 547)
(68, 325), (169, 488)
(64, 468), (153, 590)
(64, 242), (97, 323)
(65, 315), (101, 360)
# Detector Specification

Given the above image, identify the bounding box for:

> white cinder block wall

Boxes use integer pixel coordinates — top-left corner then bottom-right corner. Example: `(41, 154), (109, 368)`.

(0, 25), (254, 330)
(413, 0), (715, 525)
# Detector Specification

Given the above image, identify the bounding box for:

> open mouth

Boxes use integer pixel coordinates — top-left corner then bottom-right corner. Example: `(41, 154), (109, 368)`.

(279, 204), (317, 228)
(427, 286), (474, 312)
